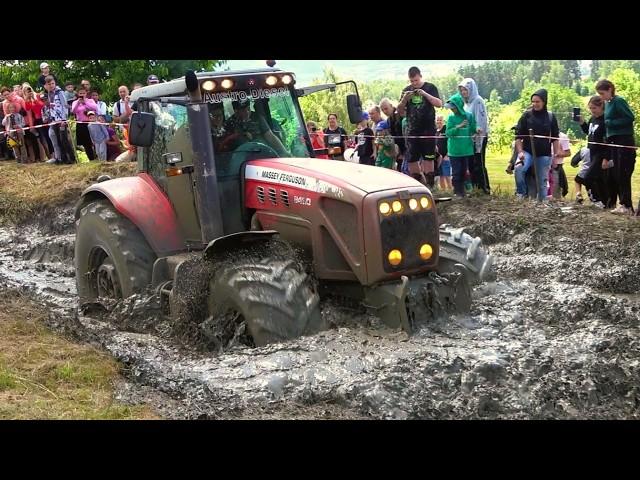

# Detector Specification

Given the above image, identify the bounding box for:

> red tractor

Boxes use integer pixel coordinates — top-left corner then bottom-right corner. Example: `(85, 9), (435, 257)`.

(74, 67), (492, 347)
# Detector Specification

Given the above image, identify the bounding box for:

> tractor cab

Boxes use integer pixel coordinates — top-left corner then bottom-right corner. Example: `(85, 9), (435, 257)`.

(128, 67), (363, 249)
(129, 69), (316, 246)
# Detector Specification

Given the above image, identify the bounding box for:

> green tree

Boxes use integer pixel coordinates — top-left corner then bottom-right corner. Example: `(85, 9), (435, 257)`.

(0, 60), (225, 103)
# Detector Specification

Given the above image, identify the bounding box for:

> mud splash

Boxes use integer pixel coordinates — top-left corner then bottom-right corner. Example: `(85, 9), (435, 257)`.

(1, 197), (639, 419)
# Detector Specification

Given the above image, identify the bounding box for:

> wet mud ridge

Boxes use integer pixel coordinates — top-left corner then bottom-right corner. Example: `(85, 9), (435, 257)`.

(1, 198), (639, 419)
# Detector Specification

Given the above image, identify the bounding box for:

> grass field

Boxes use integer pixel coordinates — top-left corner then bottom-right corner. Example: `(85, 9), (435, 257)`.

(485, 151), (640, 206)
(0, 291), (158, 419)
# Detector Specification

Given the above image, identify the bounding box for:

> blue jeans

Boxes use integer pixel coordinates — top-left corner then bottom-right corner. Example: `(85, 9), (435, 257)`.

(450, 155), (471, 197)
(515, 151), (551, 201)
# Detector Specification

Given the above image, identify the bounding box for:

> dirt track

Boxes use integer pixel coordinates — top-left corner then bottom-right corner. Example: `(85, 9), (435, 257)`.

(1, 196), (639, 419)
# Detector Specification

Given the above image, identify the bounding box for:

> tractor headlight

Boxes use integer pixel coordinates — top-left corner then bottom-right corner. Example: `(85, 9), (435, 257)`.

(220, 78), (234, 89)
(388, 249), (402, 266)
(265, 75), (278, 86)
(409, 198), (419, 211)
(392, 200), (403, 213)
(420, 196), (430, 209)
(201, 80), (216, 91)
(379, 202), (391, 215)
(419, 243), (433, 261)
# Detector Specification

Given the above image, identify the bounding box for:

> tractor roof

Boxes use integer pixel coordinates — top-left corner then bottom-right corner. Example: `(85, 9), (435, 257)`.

(130, 68), (294, 102)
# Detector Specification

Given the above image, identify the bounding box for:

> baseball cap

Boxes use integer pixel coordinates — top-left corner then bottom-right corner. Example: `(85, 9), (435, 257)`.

(147, 74), (159, 84)
(40, 62), (49, 70)
(375, 120), (389, 132)
(361, 111), (370, 121)
(87, 111), (96, 117)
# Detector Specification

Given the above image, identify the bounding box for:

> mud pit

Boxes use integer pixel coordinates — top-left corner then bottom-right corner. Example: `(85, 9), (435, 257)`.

(1, 197), (639, 419)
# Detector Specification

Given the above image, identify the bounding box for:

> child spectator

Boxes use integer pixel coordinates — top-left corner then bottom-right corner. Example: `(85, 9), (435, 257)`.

(374, 120), (397, 169)
(355, 111), (374, 166)
(2, 103), (27, 163)
(64, 82), (77, 112)
(87, 111), (109, 161)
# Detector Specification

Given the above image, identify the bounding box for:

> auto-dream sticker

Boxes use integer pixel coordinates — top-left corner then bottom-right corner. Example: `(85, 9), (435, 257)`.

(245, 165), (344, 199)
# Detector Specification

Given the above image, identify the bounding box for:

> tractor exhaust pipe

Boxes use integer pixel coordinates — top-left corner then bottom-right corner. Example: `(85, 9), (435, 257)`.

(185, 70), (225, 243)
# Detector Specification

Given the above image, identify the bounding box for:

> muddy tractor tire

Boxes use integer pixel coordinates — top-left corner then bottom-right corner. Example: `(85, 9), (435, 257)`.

(75, 200), (156, 301)
(204, 247), (325, 348)
(438, 224), (494, 285)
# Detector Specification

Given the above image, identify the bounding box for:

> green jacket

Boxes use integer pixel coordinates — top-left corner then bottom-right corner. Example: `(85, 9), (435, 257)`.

(445, 93), (476, 157)
(605, 95), (635, 138)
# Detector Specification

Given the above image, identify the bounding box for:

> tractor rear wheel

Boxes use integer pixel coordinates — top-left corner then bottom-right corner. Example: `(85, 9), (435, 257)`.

(204, 244), (325, 348)
(75, 200), (156, 301)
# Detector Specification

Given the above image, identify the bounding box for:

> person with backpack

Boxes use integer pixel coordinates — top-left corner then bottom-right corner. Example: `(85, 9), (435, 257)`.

(513, 89), (561, 201)
(113, 85), (132, 127)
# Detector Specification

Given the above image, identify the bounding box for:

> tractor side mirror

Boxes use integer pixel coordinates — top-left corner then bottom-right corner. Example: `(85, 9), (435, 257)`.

(346, 94), (363, 125)
(128, 112), (156, 147)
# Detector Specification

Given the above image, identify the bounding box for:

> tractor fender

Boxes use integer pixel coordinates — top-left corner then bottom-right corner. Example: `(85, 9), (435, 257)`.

(204, 230), (279, 260)
(76, 173), (185, 256)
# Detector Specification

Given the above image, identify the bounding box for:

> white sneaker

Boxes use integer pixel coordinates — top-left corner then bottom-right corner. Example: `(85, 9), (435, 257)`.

(575, 192), (583, 204)
(592, 201), (605, 209)
(611, 205), (630, 214)
(46, 158), (57, 164)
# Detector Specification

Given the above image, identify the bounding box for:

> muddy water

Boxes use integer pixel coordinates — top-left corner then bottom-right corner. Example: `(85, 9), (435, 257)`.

(1, 199), (639, 419)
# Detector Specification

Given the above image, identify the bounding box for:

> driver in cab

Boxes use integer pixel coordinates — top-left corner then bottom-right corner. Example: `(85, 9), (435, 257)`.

(222, 98), (290, 157)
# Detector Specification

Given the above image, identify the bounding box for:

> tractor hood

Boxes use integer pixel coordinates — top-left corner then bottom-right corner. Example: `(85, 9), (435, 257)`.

(246, 158), (423, 195)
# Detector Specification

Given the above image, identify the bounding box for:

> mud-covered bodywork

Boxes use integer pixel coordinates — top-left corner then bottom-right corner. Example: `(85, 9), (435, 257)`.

(244, 157), (440, 285)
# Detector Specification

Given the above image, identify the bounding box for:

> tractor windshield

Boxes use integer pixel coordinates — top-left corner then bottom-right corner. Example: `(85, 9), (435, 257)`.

(205, 87), (311, 159)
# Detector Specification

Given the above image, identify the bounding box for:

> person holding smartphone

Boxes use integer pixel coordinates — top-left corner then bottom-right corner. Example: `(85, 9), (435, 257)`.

(307, 121), (328, 159)
(398, 66), (442, 186)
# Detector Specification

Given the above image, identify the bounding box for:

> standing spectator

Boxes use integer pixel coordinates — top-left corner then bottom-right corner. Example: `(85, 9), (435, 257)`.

(2, 86), (26, 116)
(398, 66), (442, 186)
(71, 88), (98, 160)
(596, 79), (636, 214)
(87, 111), (109, 161)
(436, 114), (452, 191)
(306, 121), (328, 159)
(43, 75), (76, 164)
(323, 113), (347, 160)
(0, 107), (8, 160)
(37, 62), (58, 89)
(13, 85), (24, 98)
(548, 131), (571, 199)
(91, 90), (107, 115)
(574, 95), (611, 206)
(147, 74), (159, 85)
(2, 103), (27, 163)
(105, 121), (122, 161)
(514, 89), (561, 201)
(444, 93), (476, 197)
(64, 82), (77, 111)
(22, 83), (49, 162)
(80, 79), (91, 94)
(374, 120), (397, 169)
(368, 105), (383, 125)
(132, 82), (143, 91)
(458, 78), (490, 193)
(354, 111), (374, 166)
(380, 98), (405, 170)
(113, 86), (132, 125)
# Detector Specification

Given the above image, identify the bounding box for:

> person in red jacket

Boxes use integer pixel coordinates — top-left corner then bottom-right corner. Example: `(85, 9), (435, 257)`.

(306, 121), (328, 159)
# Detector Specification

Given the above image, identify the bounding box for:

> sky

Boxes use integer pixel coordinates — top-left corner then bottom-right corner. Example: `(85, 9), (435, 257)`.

(223, 60), (491, 86)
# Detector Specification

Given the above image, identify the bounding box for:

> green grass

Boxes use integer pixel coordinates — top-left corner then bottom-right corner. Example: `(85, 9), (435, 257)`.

(485, 150), (640, 205)
(0, 291), (158, 420)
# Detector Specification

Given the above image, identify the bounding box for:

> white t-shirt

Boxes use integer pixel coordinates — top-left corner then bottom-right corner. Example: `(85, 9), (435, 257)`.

(552, 132), (571, 166)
